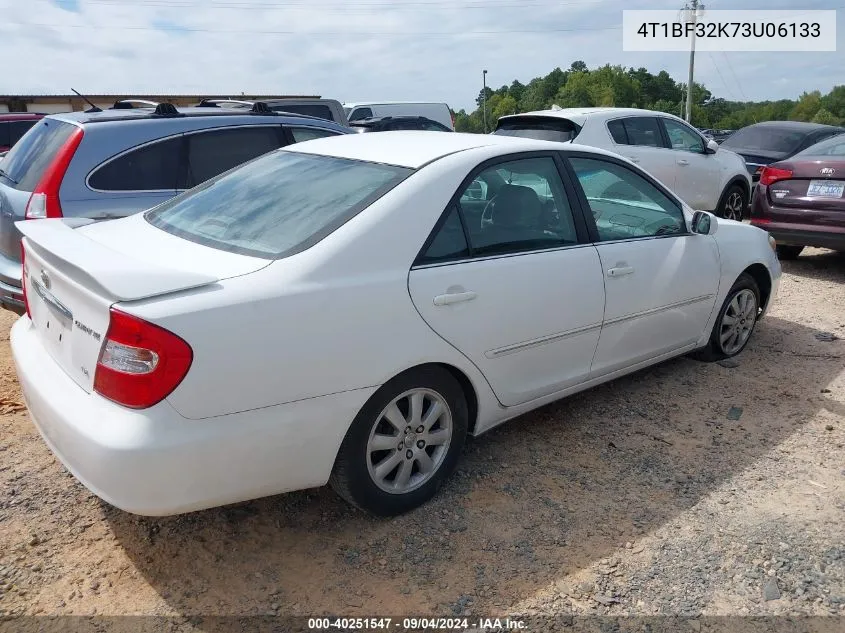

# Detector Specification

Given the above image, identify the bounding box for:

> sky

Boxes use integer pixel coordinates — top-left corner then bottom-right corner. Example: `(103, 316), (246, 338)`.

(0, 0), (842, 111)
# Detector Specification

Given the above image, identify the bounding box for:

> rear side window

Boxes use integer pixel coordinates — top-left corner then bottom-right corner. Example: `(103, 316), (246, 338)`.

(269, 104), (335, 121)
(288, 127), (341, 143)
(0, 119), (76, 191)
(493, 117), (579, 143)
(349, 108), (373, 122)
(0, 122), (9, 148)
(185, 126), (283, 187)
(89, 137), (182, 191)
(607, 119), (628, 144)
(146, 151), (411, 259)
(621, 117), (663, 148)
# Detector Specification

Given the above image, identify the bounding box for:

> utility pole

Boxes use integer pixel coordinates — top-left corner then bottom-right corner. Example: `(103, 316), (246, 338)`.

(683, 0), (704, 123)
(482, 69), (488, 133)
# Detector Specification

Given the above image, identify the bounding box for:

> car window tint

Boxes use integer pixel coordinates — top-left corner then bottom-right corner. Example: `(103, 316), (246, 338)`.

(349, 107), (373, 122)
(146, 151), (411, 259)
(418, 206), (469, 264)
(89, 137), (181, 191)
(458, 157), (578, 256)
(569, 157), (685, 241)
(607, 119), (628, 145)
(663, 119), (704, 153)
(289, 127), (341, 143)
(420, 120), (450, 131)
(9, 121), (38, 146)
(0, 123), (10, 148)
(795, 133), (845, 157)
(721, 127), (806, 153)
(622, 117), (663, 148)
(186, 126), (282, 187)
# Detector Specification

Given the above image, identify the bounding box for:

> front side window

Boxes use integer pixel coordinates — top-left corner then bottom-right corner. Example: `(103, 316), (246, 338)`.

(185, 126), (282, 187)
(89, 137), (181, 191)
(288, 127), (342, 143)
(349, 107), (373, 122)
(569, 157), (685, 241)
(621, 117), (664, 148)
(421, 157), (578, 261)
(662, 119), (705, 153)
(146, 151), (410, 259)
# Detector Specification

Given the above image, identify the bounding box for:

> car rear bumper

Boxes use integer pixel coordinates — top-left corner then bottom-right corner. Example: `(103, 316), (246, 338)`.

(11, 317), (375, 516)
(752, 221), (845, 251)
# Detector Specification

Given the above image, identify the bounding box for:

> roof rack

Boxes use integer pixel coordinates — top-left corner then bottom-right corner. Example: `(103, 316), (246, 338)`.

(249, 102), (272, 114)
(112, 99), (160, 110)
(152, 103), (182, 117)
(197, 99), (253, 108)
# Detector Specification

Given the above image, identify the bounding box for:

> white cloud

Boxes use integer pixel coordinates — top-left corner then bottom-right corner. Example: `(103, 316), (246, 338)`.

(0, 0), (841, 110)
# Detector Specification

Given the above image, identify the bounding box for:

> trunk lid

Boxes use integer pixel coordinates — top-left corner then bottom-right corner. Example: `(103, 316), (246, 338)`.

(766, 159), (845, 215)
(19, 215), (270, 392)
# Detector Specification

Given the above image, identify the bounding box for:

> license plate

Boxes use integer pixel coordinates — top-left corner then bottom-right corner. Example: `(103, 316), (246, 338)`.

(807, 180), (845, 198)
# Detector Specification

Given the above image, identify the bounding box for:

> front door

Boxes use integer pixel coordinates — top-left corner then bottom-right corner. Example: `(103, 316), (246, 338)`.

(408, 154), (605, 406)
(566, 154), (720, 377)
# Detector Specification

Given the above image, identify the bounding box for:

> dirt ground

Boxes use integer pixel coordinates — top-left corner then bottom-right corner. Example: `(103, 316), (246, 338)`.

(0, 249), (843, 622)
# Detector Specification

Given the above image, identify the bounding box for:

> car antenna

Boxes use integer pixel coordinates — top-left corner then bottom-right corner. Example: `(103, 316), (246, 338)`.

(71, 88), (102, 113)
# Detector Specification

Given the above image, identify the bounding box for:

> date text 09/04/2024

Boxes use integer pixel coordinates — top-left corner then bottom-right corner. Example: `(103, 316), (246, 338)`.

(307, 617), (526, 630)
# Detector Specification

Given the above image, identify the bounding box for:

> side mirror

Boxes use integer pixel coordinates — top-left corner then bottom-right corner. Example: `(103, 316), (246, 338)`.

(691, 211), (718, 236)
(705, 139), (719, 154)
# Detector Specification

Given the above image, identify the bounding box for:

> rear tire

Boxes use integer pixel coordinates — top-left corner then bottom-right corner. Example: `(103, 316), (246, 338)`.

(329, 366), (468, 516)
(776, 244), (804, 260)
(717, 184), (747, 221)
(693, 273), (760, 362)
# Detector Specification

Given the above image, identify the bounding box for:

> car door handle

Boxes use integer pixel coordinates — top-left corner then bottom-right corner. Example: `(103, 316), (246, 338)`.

(607, 266), (635, 278)
(433, 291), (477, 306)
(677, 159), (690, 166)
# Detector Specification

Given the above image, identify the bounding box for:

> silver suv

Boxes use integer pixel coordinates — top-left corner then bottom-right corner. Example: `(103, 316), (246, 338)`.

(0, 101), (349, 313)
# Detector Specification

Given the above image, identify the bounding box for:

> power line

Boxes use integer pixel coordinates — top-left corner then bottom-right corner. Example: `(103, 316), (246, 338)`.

(720, 51), (748, 102)
(707, 52), (735, 100)
(5, 21), (623, 36)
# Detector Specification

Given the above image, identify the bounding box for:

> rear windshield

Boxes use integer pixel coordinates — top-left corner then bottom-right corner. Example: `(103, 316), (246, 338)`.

(0, 119), (76, 191)
(721, 126), (807, 154)
(145, 151), (411, 259)
(494, 117), (580, 143)
(794, 132), (845, 158)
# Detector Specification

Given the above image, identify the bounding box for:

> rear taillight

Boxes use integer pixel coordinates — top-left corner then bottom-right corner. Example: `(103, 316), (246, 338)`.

(759, 166), (793, 187)
(20, 242), (30, 318)
(93, 309), (192, 409)
(25, 127), (84, 220)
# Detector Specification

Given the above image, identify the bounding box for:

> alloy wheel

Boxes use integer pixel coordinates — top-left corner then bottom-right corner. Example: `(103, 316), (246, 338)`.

(719, 288), (758, 355)
(722, 191), (744, 221)
(366, 389), (453, 494)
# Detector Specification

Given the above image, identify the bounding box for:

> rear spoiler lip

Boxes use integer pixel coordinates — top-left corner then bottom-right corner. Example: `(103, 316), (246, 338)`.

(17, 219), (219, 302)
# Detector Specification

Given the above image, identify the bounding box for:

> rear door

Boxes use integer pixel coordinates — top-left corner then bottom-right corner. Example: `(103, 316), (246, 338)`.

(408, 153), (604, 407)
(179, 125), (285, 192)
(609, 116), (678, 191)
(659, 117), (721, 210)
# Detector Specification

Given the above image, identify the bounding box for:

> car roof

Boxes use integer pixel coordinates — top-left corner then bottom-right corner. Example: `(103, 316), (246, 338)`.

(351, 116), (437, 124)
(283, 130), (614, 169)
(0, 113), (45, 121)
(344, 101), (448, 106)
(47, 106), (342, 127)
(499, 107), (685, 125)
(741, 120), (845, 132)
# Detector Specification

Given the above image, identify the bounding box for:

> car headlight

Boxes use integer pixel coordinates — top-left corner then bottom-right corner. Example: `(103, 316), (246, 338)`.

(768, 234), (777, 252)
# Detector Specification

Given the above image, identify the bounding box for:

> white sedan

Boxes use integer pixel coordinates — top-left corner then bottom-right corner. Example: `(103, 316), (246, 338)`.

(11, 132), (781, 517)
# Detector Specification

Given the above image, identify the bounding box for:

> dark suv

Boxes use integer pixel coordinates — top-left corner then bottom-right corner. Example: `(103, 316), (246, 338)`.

(349, 116), (452, 133)
(0, 101), (349, 313)
(0, 113), (45, 155)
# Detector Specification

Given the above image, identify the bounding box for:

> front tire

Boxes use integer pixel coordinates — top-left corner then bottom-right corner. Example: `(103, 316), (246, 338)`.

(693, 273), (761, 362)
(717, 184), (747, 221)
(776, 244), (804, 260)
(329, 366), (468, 516)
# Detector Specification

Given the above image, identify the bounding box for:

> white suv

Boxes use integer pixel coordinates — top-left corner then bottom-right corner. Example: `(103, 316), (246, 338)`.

(495, 107), (751, 221)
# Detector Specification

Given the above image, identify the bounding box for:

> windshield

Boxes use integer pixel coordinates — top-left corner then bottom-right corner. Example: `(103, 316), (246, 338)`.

(0, 119), (76, 190)
(794, 133), (845, 158)
(721, 126), (807, 154)
(145, 151), (411, 259)
(494, 117), (579, 143)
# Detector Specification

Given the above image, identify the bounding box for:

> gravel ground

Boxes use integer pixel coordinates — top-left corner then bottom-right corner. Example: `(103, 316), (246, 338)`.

(0, 248), (843, 625)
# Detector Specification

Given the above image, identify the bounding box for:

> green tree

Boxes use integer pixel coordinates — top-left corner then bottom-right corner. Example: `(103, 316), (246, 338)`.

(492, 94), (518, 119)
(821, 85), (845, 119)
(790, 91), (822, 121)
(811, 108), (841, 125)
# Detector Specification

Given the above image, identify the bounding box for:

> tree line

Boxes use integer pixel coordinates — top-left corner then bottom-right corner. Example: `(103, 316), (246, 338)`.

(453, 60), (845, 134)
